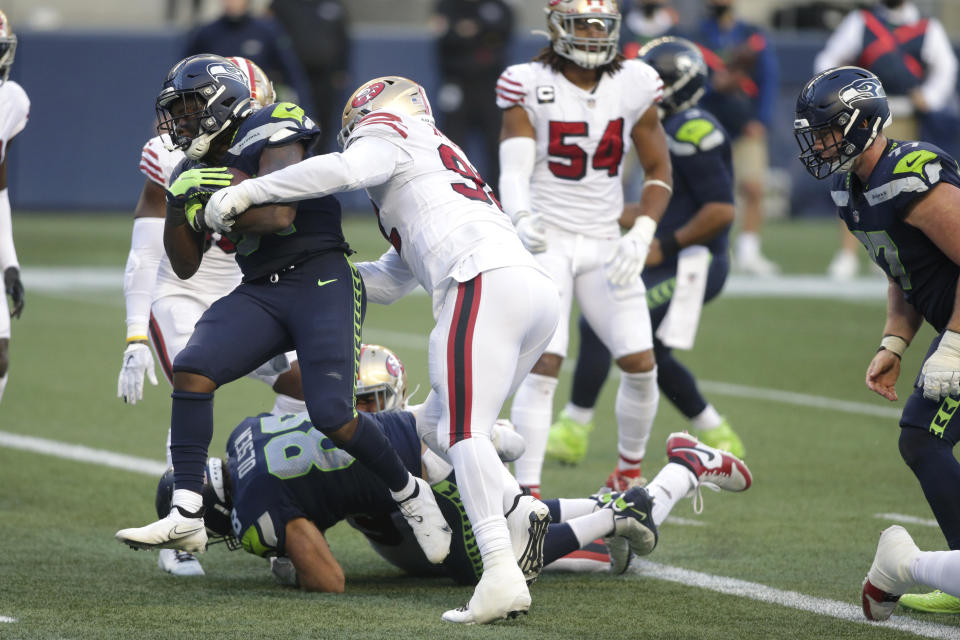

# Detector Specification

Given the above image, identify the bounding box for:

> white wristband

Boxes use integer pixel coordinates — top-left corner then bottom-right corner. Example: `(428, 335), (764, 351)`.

(643, 179), (673, 195)
(880, 335), (908, 358)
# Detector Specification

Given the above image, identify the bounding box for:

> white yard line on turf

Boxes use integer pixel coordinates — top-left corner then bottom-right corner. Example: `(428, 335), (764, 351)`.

(25, 268), (889, 302)
(2, 431), (951, 635)
(0, 431), (166, 476)
(632, 559), (959, 640)
(875, 513), (940, 528)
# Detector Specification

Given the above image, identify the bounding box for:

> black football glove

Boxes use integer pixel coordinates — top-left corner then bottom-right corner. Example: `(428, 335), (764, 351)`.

(4, 266), (24, 318)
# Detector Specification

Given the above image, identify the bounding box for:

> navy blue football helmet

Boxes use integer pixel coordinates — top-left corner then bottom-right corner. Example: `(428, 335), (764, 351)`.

(155, 458), (240, 549)
(794, 66), (891, 179)
(638, 36), (708, 116)
(156, 54), (253, 160)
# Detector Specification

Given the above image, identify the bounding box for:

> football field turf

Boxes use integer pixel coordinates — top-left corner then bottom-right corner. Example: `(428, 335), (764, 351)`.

(1, 214), (958, 639)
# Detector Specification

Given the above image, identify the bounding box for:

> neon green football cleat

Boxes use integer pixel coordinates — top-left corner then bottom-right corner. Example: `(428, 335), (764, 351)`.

(695, 419), (745, 459)
(899, 590), (960, 614)
(545, 411), (593, 465)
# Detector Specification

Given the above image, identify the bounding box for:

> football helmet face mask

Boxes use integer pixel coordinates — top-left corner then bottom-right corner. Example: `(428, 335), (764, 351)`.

(356, 344), (407, 413)
(794, 66), (891, 180)
(155, 458), (240, 550)
(0, 11), (17, 86)
(638, 36), (707, 116)
(338, 76), (434, 149)
(546, 0), (622, 70)
(156, 54), (253, 160)
(226, 56), (276, 110)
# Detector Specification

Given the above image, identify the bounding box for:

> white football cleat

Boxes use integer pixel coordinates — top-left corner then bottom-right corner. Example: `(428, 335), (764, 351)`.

(392, 476), (452, 564)
(735, 252), (780, 277)
(115, 508), (208, 553)
(827, 249), (859, 281)
(158, 548), (205, 576)
(491, 419), (526, 463)
(506, 494), (551, 583)
(442, 549), (531, 624)
(862, 525), (920, 621)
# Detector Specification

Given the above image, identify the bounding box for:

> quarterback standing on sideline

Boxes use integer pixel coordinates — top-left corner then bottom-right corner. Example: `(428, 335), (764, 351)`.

(202, 75), (564, 625)
(0, 10), (26, 406)
(495, 0), (672, 495)
(115, 56), (451, 573)
(116, 56), (307, 578)
(791, 65), (960, 620)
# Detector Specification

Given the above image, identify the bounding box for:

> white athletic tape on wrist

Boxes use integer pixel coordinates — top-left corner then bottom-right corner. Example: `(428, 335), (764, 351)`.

(880, 335), (908, 358)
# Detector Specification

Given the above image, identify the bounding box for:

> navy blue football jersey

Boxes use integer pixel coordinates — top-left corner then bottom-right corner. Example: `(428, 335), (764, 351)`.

(225, 410), (421, 557)
(172, 102), (349, 281)
(830, 140), (960, 331)
(660, 108), (734, 259)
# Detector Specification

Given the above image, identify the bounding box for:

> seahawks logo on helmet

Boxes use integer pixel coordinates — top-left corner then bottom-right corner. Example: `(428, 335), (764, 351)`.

(838, 78), (885, 107)
(207, 62), (245, 85)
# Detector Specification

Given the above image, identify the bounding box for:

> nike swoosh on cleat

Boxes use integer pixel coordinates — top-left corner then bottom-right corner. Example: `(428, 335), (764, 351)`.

(674, 445), (715, 461)
(171, 524), (204, 537)
(317, 278), (338, 287)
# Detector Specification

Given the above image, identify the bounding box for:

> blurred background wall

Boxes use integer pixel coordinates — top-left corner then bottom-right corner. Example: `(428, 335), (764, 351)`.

(3, 0), (960, 216)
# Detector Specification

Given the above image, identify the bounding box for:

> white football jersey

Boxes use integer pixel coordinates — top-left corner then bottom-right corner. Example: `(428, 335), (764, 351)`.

(138, 136), (242, 304)
(0, 80), (29, 163)
(347, 109), (540, 295)
(496, 60), (663, 237)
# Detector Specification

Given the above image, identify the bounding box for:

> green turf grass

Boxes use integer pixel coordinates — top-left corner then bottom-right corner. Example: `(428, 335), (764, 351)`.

(1, 214), (956, 638)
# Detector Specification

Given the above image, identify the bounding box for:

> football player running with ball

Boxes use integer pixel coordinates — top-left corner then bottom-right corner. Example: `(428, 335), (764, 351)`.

(116, 56), (304, 578)
(495, 0), (672, 495)
(116, 56), (451, 572)
(202, 76), (562, 624)
(792, 65), (960, 620)
(0, 11), (26, 406)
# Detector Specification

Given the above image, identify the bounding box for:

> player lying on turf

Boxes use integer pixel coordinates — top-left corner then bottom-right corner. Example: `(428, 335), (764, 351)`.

(149, 344), (753, 592)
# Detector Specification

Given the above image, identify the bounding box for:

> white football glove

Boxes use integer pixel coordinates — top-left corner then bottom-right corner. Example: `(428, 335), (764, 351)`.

(117, 342), (158, 405)
(921, 330), (960, 401)
(605, 216), (657, 287)
(204, 185), (253, 234)
(514, 210), (547, 254)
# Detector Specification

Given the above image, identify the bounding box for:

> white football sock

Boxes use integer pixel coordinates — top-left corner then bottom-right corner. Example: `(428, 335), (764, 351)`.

(567, 509), (616, 547)
(172, 489), (203, 514)
(0, 373), (6, 404)
(271, 393), (306, 416)
(448, 436), (511, 557)
(646, 462), (697, 527)
(510, 372), (558, 488)
(737, 232), (761, 261)
(556, 498), (602, 521)
(911, 550), (960, 598)
(564, 402), (594, 425)
(389, 473), (417, 502)
(691, 404), (723, 431)
(615, 368), (658, 466)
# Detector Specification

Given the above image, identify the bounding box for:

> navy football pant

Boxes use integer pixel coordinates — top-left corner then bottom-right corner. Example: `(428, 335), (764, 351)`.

(170, 252), (407, 494)
(899, 332), (960, 550)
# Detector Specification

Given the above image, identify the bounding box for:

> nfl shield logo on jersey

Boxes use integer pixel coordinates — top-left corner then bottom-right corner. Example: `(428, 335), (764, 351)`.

(537, 86), (555, 104)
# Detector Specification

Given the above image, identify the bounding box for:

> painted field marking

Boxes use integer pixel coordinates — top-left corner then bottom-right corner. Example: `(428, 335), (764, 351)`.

(3, 430), (955, 636)
(0, 431), (166, 476)
(875, 513), (940, 528)
(632, 559), (960, 640)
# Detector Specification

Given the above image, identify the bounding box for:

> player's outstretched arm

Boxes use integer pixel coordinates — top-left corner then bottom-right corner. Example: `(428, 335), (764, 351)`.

(226, 142), (304, 235)
(284, 517), (345, 593)
(117, 179), (164, 404)
(356, 247), (419, 305)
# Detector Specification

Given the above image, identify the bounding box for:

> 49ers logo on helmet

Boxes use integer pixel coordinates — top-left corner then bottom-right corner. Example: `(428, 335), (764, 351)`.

(385, 353), (403, 377)
(352, 82), (386, 108)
